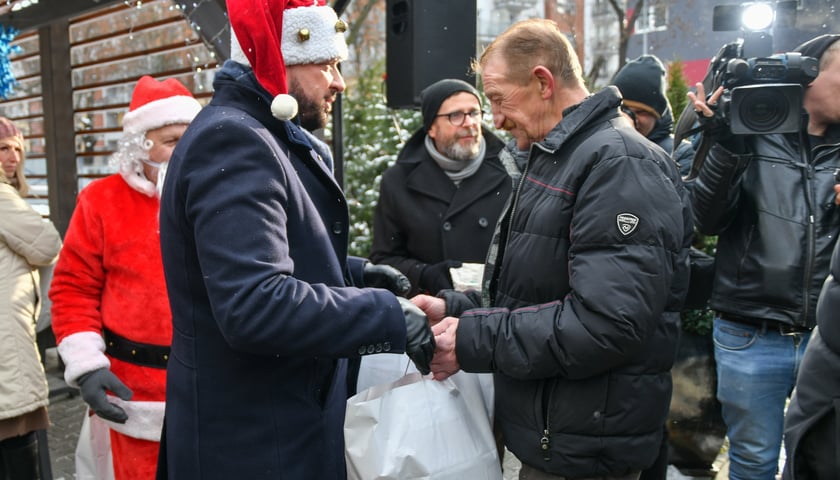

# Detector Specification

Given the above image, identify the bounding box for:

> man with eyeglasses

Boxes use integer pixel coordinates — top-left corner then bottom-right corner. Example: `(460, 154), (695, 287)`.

(370, 78), (512, 297)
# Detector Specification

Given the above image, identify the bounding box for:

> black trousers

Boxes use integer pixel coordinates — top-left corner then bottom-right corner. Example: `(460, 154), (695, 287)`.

(0, 431), (39, 480)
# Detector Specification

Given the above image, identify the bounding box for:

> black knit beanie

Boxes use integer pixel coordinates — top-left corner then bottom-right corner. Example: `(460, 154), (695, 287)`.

(794, 33), (840, 64)
(612, 55), (668, 118)
(420, 79), (480, 132)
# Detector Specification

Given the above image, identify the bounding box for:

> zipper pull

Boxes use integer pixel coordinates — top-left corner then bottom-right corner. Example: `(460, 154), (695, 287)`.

(540, 429), (551, 461)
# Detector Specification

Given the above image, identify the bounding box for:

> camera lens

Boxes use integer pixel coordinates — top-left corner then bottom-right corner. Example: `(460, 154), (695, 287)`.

(737, 88), (789, 133)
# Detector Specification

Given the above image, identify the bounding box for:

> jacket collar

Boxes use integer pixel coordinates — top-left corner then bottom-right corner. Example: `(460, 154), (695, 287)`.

(536, 85), (623, 154)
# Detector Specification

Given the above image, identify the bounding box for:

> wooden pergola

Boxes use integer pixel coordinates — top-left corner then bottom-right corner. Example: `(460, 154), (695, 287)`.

(0, 0), (229, 234)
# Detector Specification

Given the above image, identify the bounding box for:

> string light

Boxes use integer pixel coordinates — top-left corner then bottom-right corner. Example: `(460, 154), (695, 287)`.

(0, 24), (20, 99)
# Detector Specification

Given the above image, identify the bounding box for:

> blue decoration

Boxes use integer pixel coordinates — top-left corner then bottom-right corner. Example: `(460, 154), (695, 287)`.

(0, 25), (21, 100)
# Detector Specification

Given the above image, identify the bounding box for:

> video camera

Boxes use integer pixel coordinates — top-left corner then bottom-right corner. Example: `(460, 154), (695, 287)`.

(707, 2), (818, 135)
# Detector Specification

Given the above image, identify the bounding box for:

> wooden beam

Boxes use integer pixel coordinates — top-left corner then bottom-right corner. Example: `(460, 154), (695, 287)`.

(172, 0), (231, 60)
(40, 21), (77, 236)
(1, 0), (123, 31)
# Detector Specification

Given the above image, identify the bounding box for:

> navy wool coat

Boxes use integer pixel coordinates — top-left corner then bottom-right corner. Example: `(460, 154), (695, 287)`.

(157, 61), (407, 479)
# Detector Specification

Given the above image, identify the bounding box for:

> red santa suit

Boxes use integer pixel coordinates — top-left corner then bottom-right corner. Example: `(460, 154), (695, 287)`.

(50, 76), (201, 480)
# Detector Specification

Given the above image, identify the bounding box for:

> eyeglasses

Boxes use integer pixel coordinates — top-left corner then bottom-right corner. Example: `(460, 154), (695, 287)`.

(435, 109), (484, 127)
(620, 105), (637, 126)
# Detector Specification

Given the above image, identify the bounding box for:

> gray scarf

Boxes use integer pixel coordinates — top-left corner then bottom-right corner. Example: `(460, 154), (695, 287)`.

(425, 135), (486, 185)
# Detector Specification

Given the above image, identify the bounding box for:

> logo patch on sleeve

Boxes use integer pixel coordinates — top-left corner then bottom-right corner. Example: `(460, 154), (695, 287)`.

(616, 213), (639, 236)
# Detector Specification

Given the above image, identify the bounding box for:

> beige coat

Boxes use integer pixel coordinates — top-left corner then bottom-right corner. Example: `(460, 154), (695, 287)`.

(0, 182), (61, 421)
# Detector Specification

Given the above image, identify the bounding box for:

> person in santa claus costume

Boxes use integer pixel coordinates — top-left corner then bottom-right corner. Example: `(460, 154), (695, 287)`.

(49, 75), (201, 480)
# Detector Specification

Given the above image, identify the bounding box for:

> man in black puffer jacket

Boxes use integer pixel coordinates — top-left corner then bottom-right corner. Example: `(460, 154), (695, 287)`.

(412, 18), (693, 479)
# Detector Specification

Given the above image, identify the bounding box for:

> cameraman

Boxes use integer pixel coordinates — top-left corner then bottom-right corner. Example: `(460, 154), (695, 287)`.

(687, 33), (840, 480)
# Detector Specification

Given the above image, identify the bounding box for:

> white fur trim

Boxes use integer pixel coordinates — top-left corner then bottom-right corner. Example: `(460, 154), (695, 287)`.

(102, 397), (165, 442)
(282, 6), (349, 66)
(123, 95), (202, 135)
(57, 331), (111, 387)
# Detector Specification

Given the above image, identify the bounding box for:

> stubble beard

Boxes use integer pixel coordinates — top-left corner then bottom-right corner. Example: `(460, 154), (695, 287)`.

(442, 129), (481, 161)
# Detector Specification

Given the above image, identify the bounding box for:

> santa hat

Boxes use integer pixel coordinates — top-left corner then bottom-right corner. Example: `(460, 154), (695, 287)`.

(227, 0), (349, 120)
(122, 76), (202, 135)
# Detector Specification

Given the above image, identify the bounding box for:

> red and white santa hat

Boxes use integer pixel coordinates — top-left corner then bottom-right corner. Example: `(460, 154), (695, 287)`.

(122, 76), (202, 135)
(227, 0), (349, 120)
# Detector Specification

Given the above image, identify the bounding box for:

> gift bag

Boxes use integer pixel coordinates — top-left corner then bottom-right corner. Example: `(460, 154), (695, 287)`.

(345, 372), (502, 480)
(356, 353), (495, 423)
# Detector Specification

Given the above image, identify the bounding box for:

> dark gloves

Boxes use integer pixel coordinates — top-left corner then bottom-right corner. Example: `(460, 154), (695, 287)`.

(364, 262), (411, 296)
(397, 297), (436, 375)
(697, 104), (746, 153)
(77, 368), (133, 424)
(419, 260), (462, 295)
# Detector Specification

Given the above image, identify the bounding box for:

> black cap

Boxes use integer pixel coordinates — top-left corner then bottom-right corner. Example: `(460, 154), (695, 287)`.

(794, 33), (840, 63)
(612, 55), (668, 118)
(420, 79), (480, 132)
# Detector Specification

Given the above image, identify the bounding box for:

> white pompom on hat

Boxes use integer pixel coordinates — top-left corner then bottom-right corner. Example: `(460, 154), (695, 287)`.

(122, 76), (202, 134)
(227, 0), (349, 120)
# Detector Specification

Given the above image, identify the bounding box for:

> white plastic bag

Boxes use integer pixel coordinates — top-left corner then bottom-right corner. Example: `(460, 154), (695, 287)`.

(345, 372), (502, 480)
(356, 353), (495, 423)
(75, 408), (115, 480)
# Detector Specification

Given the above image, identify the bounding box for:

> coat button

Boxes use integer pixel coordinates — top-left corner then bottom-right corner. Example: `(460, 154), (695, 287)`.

(367, 345), (375, 354)
(358, 346), (366, 355)
(375, 343), (383, 353)
(383, 342), (391, 352)
(332, 221), (343, 234)
(478, 217), (489, 228)
(442, 221), (452, 231)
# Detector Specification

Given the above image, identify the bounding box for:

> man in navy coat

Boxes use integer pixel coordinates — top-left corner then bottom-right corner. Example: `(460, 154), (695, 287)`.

(156, 1), (435, 478)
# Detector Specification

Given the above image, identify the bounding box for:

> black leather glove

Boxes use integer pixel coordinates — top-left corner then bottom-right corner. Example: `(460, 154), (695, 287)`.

(397, 297), (435, 375)
(363, 262), (411, 296)
(697, 104), (745, 153)
(77, 368), (134, 424)
(419, 260), (462, 295)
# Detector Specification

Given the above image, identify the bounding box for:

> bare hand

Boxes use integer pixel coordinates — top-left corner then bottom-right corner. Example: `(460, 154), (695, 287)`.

(834, 184), (840, 205)
(430, 316), (460, 381)
(410, 294), (446, 325)
(686, 83), (724, 119)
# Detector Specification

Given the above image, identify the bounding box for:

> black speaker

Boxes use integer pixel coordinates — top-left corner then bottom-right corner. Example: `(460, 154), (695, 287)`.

(386, 0), (477, 109)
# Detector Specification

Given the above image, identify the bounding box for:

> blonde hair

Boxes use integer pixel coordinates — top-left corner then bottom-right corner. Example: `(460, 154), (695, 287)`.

(474, 18), (583, 88)
(3, 134), (28, 196)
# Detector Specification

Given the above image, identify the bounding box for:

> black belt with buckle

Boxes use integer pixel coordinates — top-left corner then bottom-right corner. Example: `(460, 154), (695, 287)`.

(104, 328), (170, 369)
(719, 313), (811, 336)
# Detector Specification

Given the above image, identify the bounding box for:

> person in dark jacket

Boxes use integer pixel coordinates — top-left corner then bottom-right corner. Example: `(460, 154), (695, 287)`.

(370, 78), (512, 297)
(411, 18), (693, 479)
(613, 54), (695, 177)
(156, 1), (434, 478)
(686, 33), (840, 480)
(783, 226), (840, 479)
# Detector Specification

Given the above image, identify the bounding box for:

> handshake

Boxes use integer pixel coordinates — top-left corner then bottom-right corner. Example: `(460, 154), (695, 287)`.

(397, 296), (460, 380)
(363, 262), (460, 379)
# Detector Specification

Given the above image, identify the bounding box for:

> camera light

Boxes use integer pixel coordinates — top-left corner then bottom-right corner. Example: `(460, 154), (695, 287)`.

(741, 2), (775, 32)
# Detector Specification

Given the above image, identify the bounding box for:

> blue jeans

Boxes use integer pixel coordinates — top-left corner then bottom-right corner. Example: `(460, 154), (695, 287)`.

(713, 317), (811, 480)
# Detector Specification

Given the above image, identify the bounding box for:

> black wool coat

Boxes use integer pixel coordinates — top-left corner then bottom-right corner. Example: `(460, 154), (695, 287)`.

(370, 128), (511, 296)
